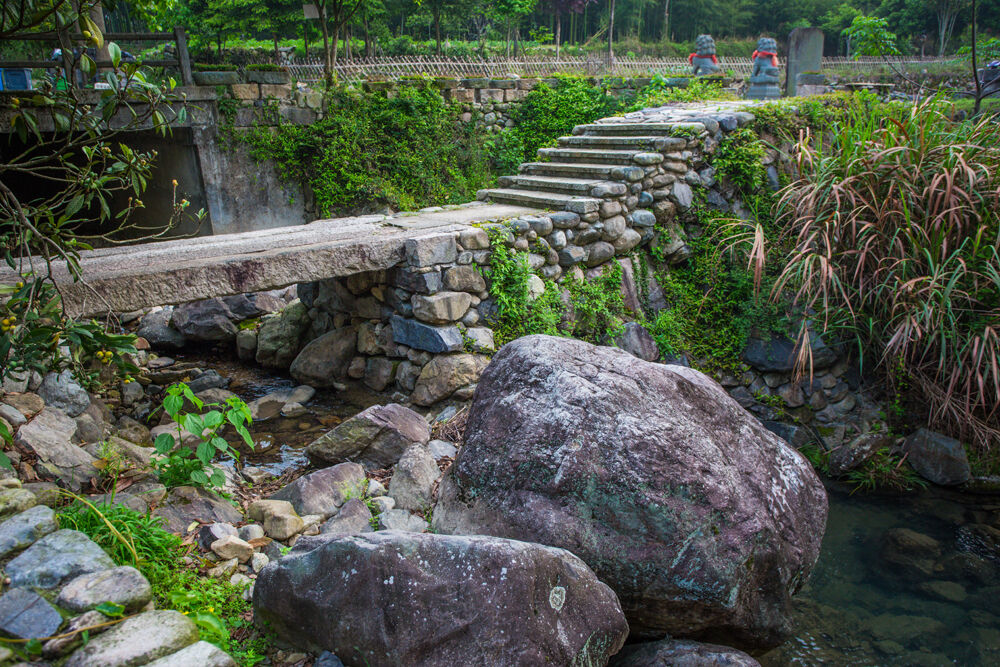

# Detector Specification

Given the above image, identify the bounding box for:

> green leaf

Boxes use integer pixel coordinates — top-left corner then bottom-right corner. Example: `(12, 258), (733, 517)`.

(0, 451), (12, 472)
(182, 413), (204, 437)
(209, 436), (229, 453)
(94, 601), (125, 618)
(209, 468), (226, 488)
(108, 42), (122, 68)
(163, 393), (183, 417)
(25, 638), (42, 656)
(153, 433), (176, 454)
(190, 468), (209, 485)
(201, 410), (224, 429)
(195, 440), (214, 464)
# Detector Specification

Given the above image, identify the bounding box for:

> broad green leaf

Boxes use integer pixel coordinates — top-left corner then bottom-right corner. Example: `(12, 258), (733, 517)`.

(153, 433), (176, 454)
(108, 42), (121, 68)
(196, 440), (214, 464)
(94, 601), (125, 617)
(182, 413), (204, 437)
(190, 468), (209, 485)
(163, 393), (183, 417)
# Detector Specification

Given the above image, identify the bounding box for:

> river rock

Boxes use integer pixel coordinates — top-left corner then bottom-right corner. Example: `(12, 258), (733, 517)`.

(742, 333), (838, 373)
(271, 462), (366, 518)
(137, 307), (186, 350)
(881, 527), (941, 578)
(253, 531), (629, 666)
(290, 326), (358, 386)
(433, 335), (827, 651)
(64, 610), (199, 667)
(828, 432), (892, 476)
(153, 486), (243, 534)
(145, 640), (237, 667)
(0, 587), (63, 640)
(411, 354), (490, 406)
(256, 300), (310, 368)
(0, 505), (57, 558)
(248, 499), (304, 540)
(57, 565), (152, 613)
(0, 488), (37, 521)
(611, 639), (761, 666)
(320, 498), (374, 536)
(306, 404), (430, 469)
(37, 370), (90, 417)
(15, 408), (98, 491)
(7, 529), (115, 589)
(388, 444), (439, 511)
(902, 428), (971, 486)
(171, 298), (238, 342)
(378, 509), (428, 532)
(614, 321), (659, 361)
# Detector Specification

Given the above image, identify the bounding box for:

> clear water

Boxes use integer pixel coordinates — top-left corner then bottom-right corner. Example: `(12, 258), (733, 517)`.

(761, 484), (1000, 666)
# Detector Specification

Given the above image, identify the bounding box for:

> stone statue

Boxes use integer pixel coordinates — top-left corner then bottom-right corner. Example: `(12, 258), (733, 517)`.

(746, 36), (781, 100)
(689, 34), (721, 76)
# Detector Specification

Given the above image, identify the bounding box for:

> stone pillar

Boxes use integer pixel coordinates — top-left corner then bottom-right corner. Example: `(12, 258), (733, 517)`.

(785, 28), (824, 97)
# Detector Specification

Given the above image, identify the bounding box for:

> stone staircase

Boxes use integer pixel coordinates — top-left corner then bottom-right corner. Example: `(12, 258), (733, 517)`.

(480, 121), (695, 214)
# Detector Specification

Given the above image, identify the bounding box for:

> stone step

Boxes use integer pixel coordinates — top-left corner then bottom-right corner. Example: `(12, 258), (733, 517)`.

(536, 147), (638, 165)
(501, 175), (622, 197)
(479, 188), (601, 214)
(573, 122), (697, 135)
(519, 162), (616, 179)
(558, 135), (662, 149)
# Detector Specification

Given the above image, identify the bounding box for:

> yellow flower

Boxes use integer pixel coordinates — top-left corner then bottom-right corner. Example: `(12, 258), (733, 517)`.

(15, 281), (23, 289)
(207, 607), (214, 613)
(171, 179), (178, 187)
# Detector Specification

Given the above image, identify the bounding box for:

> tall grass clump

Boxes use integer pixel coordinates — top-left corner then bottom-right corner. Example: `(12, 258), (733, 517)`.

(756, 96), (1000, 453)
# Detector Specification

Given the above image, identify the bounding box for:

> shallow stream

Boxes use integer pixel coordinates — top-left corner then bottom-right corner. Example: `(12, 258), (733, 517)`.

(179, 354), (1000, 666)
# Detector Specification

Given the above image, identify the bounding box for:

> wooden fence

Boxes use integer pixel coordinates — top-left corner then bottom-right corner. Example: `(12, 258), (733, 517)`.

(286, 54), (963, 84)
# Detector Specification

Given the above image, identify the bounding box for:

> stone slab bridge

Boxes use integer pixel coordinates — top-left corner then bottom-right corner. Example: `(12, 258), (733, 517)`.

(0, 203), (535, 318)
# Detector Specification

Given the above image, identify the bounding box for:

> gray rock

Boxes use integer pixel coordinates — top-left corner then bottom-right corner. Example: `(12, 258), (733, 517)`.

(37, 370), (90, 417)
(253, 531), (628, 665)
(145, 640), (237, 667)
(14, 408), (98, 491)
(585, 242), (614, 268)
(0, 587), (63, 639)
(0, 488), (37, 522)
(378, 509), (429, 532)
(137, 308), (185, 350)
(290, 326), (358, 386)
(0, 403), (25, 428)
(7, 529), (115, 589)
(153, 486), (243, 534)
(0, 505), (57, 558)
(671, 181), (694, 209)
(171, 298), (238, 342)
(828, 432), (892, 476)
(411, 354), (490, 406)
(902, 428), (971, 486)
(196, 522), (238, 550)
(185, 369), (230, 394)
(443, 266), (487, 293)
(320, 498), (374, 536)
(388, 444), (439, 511)
(236, 329), (257, 362)
(255, 300), (309, 368)
(615, 322), (660, 361)
(390, 316), (463, 354)
(428, 439), (458, 459)
(64, 610), (199, 667)
(743, 333), (838, 373)
(405, 235), (457, 267)
(57, 566), (152, 613)
(611, 639), (761, 666)
(432, 335), (827, 651)
(271, 462), (366, 518)
(306, 404), (430, 469)
(558, 246), (587, 267)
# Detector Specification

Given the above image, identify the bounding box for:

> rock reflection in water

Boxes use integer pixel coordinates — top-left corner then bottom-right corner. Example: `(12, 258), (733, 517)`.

(761, 484), (1000, 666)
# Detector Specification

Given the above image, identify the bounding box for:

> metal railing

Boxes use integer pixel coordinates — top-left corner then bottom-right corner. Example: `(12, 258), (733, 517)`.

(1, 28), (193, 86)
(285, 54), (963, 85)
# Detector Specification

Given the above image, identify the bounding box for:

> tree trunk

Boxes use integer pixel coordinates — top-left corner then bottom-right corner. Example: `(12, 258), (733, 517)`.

(608, 0), (616, 65)
(304, 22), (310, 59)
(555, 8), (561, 59)
(333, 24), (340, 68)
(434, 4), (442, 55)
(320, 2), (332, 87)
(662, 0), (669, 43)
(273, 32), (279, 59)
(364, 10), (371, 57)
(972, 0), (981, 114)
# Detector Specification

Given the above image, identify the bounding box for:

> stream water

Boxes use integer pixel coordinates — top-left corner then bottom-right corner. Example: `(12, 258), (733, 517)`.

(178, 354), (1000, 666)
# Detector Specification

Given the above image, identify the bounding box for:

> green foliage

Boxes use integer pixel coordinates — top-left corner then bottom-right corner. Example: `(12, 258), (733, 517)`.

(151, 383), (253, 491)
(227, 85), (492, 216)
(958, 37), (1000, 62)
(713, 127), (766, 194)
(56, 500), (262, 663)
(0, 278), (138, 389)
(245, 63), (285, 71)
(564, 261), (627, 344)
(843, 15), (902, 57)
(846, 448), (927, 493)
(630, 75), (736, 110)
(193, 62), (239, 71)
(487, 77), (626, 174)
(481, 229), (556, 346)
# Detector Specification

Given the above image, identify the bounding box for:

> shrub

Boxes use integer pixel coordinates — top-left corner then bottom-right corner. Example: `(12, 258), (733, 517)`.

(760, 96), (1000, 453)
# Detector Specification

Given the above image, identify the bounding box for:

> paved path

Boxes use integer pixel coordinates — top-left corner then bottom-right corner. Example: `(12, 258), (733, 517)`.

(0, 203), (534, 317)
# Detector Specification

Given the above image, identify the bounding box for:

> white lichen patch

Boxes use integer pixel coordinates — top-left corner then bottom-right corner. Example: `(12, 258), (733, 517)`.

(549, 585), (567, 611)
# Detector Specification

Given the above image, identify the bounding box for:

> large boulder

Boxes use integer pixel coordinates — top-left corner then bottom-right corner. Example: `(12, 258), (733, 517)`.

(15, 408), (99, 491)
(255, 300), (310, 369)
(611, 639), (761, 666)
(37, 371), (90, 417)
(306, 404), (430, 469)
(137, 307), (185, 350)
(270, 462), (366, 518)
(170, 298), (238, 342)
(902, 428), (971, 486)
(290, 327), (358, 386)
(253, 531), (629, 666)
(433, 335), (827, 651)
